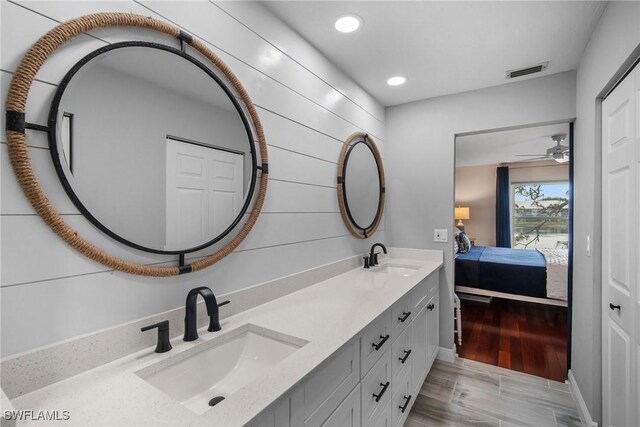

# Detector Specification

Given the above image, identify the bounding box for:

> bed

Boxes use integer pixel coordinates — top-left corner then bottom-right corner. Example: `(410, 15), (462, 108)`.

(455, 245), (568, 306)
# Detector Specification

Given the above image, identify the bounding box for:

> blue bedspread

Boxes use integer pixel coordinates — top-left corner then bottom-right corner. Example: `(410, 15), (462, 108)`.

(455, 246), (547, 298)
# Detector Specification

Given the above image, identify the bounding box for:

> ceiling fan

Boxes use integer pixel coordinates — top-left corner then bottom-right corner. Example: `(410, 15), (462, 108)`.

(515, 133), (570, 163)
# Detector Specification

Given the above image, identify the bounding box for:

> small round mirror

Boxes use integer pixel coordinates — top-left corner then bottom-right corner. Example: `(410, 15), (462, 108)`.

(49, 42), (257, 254)
(337, 133), (385, 238)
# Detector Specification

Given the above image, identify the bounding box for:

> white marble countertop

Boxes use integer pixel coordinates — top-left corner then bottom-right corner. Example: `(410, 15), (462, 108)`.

(8, 248), (442, 426)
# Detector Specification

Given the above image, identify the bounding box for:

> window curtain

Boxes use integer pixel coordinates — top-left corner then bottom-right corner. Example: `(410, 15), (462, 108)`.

(495, 166), (511, 247)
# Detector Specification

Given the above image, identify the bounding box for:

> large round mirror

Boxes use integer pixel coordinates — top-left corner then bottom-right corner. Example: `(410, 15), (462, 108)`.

(49, 42), (257, 254)
(7, 13), (268, 276)
(337, 132), (385, 239)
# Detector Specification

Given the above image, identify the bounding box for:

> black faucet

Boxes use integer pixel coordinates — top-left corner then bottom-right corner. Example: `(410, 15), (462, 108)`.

(369, 243), (388, 266)
(141, 320), (172, 353)
(183, 286), (222, 342)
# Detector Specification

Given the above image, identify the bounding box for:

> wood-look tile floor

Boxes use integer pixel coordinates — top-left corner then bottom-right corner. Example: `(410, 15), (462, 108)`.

(457, 298), (568, 382)
(404, 358), (583, 427)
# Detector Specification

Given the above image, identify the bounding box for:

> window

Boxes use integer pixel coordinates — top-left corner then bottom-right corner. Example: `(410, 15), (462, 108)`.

(512, 182), (569, 249)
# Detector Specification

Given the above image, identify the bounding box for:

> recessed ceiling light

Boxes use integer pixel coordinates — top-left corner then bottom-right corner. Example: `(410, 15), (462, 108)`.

(387, 76), (406, 86)
(335, 15), (362, 33)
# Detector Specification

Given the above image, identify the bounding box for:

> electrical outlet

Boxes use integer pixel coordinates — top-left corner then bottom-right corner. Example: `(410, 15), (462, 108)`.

(434, 229), (448, 242)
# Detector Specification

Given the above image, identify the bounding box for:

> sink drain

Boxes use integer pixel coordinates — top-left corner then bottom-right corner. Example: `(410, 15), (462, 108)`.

(208, 396), (225, 407)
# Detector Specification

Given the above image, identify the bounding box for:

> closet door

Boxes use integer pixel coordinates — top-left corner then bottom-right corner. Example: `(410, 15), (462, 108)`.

(601, 65), (639, 427)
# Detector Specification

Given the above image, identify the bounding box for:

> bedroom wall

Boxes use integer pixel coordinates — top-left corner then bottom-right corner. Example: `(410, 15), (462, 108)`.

(454, 164), (497, 246)
(0, 1), (385, 358)
(572, 2), (640, 423)
(386, 70), (576, 353)
(455, 160), (569, 247)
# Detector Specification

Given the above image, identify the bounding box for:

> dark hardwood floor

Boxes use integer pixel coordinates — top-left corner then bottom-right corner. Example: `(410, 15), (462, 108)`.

(457, 297), (568, 382)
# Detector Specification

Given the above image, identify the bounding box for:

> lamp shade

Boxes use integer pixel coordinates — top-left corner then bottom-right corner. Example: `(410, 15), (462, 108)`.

(454, 207), (470, 221)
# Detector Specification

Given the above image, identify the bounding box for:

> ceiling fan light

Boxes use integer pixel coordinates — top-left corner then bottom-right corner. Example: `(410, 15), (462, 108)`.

(554, 153), (569, 163)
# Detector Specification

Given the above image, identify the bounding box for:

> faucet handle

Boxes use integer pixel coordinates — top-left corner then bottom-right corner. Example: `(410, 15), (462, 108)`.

(363, 256), (370, 269)
(141, 320), (172, 353)
(208, 300), (230, 332)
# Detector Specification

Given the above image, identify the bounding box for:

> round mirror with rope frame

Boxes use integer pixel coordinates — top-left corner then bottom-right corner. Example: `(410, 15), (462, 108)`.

(4, 13), (268, 277)
(336, 132), (385, 239)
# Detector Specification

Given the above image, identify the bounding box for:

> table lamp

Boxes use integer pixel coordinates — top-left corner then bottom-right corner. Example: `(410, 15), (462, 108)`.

(455, 207), (470, 230)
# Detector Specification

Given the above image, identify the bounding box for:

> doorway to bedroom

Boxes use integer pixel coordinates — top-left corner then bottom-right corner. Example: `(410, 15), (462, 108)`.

(453, 122), (573, 382)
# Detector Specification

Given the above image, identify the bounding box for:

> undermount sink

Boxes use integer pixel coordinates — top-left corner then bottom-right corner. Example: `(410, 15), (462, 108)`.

(372, 263), (420, 277)
(136, 324), (307, 415)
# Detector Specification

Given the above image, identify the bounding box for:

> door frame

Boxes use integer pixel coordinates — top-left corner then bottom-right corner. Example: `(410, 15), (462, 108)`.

(453, 119), (575, 376)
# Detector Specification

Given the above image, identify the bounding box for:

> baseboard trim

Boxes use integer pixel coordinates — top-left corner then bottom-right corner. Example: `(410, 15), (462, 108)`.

(437, 346), (457, 363)
(568, 370), (598, 427)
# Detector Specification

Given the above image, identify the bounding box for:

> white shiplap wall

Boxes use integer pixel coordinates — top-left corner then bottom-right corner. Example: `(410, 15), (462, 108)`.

(0, 0), (385, 358)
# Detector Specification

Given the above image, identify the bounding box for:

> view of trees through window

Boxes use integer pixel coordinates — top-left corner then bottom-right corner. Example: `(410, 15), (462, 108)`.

(512, 182), (569, 249)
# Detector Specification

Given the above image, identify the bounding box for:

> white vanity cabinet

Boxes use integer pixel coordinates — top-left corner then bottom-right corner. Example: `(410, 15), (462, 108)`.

(411, 305), (428, 398)
(250, 269), (440, 427)
(426, 291), (440, 370)
(361, 347), (392, 424)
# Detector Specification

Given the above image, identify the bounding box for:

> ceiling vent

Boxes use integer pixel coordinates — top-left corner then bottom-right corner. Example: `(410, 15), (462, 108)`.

(505, 62), (549, 79)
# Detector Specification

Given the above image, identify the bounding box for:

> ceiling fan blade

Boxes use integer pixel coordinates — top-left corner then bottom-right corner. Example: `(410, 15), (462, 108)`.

(516, 154), (547, 157)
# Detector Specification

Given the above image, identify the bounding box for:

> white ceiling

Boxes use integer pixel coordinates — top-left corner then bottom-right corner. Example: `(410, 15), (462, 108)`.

(263, 1), (607, 106)
(456, 122), (570, 167)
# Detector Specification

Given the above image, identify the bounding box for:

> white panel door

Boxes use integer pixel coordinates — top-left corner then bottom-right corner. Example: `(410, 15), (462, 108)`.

(208, 149), (244, 237)
(166, 139), (244, 250)
(601, 66), (639, 427)
(166, 140), (208, 250)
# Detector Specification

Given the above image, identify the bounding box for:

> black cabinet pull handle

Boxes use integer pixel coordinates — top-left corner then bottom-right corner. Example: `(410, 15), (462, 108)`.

(399, 349), (412, 364)
(373, 381), (390, 402)
(427, 303), (435, 311)
(398, 311), (412, 322)
(609, 303), (621, 311)
(372, 334), (390, 351)
(399, 395), (412, 413)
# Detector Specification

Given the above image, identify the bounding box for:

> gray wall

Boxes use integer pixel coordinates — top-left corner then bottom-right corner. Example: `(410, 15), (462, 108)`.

(386, 71), (576, 352)
(0, 1), (385, 357)
(572, 2), (640, 423)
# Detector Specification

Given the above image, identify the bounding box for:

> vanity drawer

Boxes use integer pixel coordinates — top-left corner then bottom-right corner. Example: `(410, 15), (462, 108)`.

(361, 347), (392, 423)
(412, 272), (438, 312)
(360, 310), (392, 377)
(390, 292), (413, 343)
(367, 395), (393, 427)
(320, 384), (361, 427)
(425, 271), (439, 300)
(291, 340), (360, 427)
(391, 369), (413, 427)
(391, 324), (412, 385)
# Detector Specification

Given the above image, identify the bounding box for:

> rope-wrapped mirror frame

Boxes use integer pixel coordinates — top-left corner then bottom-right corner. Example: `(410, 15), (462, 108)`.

(4, 13), (268, 277)
(337, 132), (385, 239)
